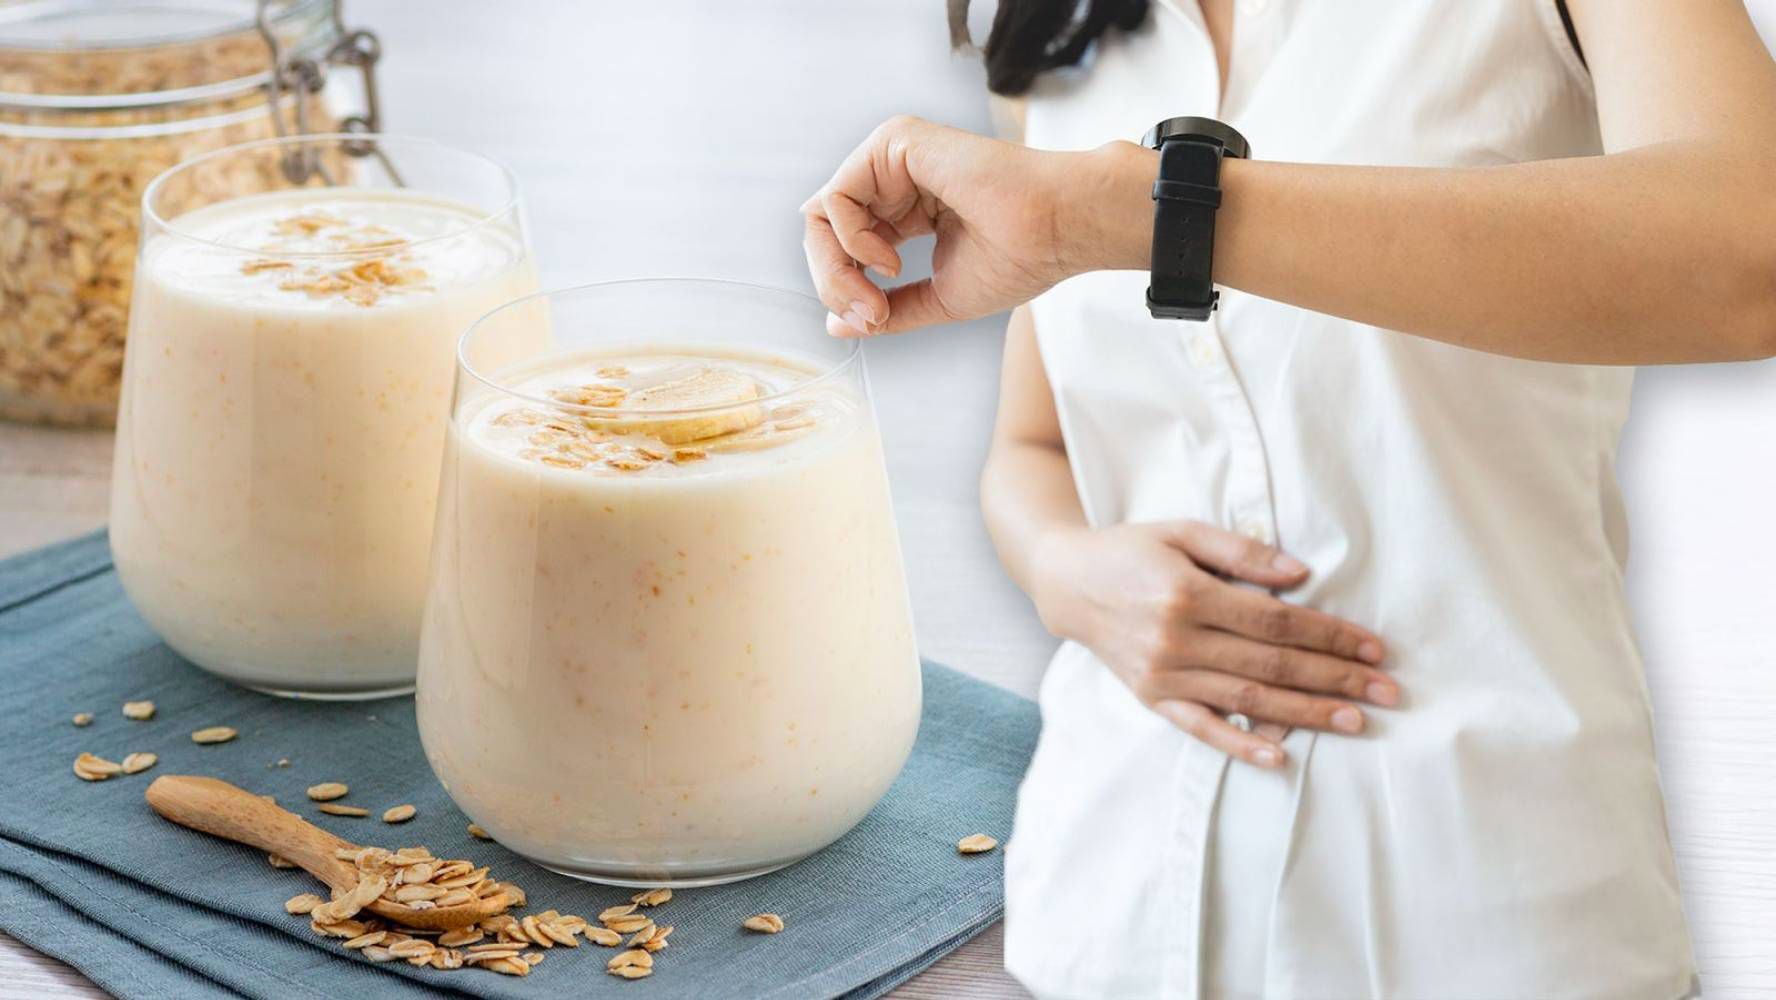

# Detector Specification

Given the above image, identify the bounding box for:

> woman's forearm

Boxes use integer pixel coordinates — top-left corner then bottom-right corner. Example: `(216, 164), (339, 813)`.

(980, 437), (1085, 599)
(1071, 140), (1776, 364)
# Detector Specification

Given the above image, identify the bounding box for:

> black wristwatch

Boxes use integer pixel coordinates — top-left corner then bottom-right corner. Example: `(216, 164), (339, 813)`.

(1142, 116), (1249, 321)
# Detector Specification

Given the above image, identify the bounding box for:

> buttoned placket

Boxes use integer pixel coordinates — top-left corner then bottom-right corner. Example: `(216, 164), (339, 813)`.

(1166, 311), (1281, 999)
(1152, 4), (1285, 994)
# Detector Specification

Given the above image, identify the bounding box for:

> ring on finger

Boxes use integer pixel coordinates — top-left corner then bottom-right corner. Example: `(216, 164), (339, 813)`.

(1226, 712), (1252, 732)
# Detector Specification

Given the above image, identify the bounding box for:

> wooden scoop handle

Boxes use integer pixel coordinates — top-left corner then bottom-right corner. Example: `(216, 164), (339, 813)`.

(145, 774), (359, 892)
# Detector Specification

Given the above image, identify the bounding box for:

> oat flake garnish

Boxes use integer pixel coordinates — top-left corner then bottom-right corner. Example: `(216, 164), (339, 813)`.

(466, 822), (492, 840)
(120, 751), (157, 774)
(957, 833), (999, 855)
(267, 853), (297, 869)
(190, 726), (237, 744)
(631, 887), (672, 907)
(71, 713), (93, 727)
(318, 803), (369, 817)
(382, 804), (417, 824)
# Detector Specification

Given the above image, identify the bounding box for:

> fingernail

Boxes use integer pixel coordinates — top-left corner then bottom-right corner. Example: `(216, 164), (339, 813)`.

(1358, 639), (1384, 664)
(1269, 552), (1307, 574)
(838, 308), (871, 334)
(868, 263), (899, 279)
(1365, 681), (1399, 707)
(854, 299), (885, 325)
(1331, 707), (1365, 733)
(1252, 746), (1283, 767)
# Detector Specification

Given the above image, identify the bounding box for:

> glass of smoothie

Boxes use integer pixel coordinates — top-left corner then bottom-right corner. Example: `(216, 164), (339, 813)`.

(110, 134), (541, 698)
(417, 279), (922, 886)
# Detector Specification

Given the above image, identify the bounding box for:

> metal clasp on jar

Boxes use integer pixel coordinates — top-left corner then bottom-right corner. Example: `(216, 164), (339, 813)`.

(255, 0), (399, 185)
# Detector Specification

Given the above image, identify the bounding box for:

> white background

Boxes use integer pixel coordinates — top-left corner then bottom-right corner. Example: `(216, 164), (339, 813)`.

(1, 1), (1772, 997)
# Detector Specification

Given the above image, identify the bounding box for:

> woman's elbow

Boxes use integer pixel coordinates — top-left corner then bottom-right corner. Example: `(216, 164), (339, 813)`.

(1719, 245), (1776, 361)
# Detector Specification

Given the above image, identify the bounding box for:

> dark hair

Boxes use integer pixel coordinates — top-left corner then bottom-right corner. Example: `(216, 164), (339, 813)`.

(948, 0), (1151, 97)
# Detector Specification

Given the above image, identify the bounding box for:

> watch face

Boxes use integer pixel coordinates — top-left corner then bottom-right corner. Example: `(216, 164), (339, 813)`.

(1145, 116), (1251, 159)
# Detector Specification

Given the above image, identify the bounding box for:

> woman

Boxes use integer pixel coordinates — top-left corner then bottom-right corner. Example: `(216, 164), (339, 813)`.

(801, 1), (1775, 997)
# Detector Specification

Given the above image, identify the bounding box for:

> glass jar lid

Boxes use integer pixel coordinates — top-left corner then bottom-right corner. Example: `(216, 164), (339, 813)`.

(0, 0), (336, 106)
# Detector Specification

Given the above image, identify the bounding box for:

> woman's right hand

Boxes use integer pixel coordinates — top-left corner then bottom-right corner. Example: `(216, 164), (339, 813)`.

(1030, 519), (1397, 767)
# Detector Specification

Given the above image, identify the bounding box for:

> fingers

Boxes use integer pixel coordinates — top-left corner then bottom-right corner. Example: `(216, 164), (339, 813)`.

(1184, 631), (1399, 707)
(1151, 699), (1287, 768)
(820, 192), (903, 277)
(877, 279), (960, 334)
(1164, 519), (1310, 589)
(802, 212), (888, 335)
(1150, 670), (1369, 736)
(1197, 584), (1386, 666)
(803, 116), (947, 338)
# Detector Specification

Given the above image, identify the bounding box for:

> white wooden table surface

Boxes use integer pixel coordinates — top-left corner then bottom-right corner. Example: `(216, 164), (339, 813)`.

(3, 2), (1773, 998)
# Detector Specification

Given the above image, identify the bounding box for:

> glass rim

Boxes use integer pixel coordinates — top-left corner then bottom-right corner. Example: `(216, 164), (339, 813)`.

(140, 132), (522, 259)
(457, 277), (863, 418)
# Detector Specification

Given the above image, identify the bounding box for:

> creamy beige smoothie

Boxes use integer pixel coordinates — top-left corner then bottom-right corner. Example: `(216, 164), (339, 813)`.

(416, 350), (921, 883)
(110, 188), (540, 695)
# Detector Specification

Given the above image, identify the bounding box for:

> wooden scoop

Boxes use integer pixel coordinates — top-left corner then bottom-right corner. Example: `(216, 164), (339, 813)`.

(145, 774), (508, 930)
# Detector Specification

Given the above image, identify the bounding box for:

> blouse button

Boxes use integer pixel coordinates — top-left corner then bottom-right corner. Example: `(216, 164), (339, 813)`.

(1238, 519), (1274, 545)
(1187, 334), (1221, 368)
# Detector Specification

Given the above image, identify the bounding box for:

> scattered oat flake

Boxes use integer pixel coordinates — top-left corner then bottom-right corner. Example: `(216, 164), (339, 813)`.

(121, 751), (157, 774)
(318, 803), (369, 817)
(240, 259), (293, 275)
(604, 915), (652, 933)
(607, 949), (653, 971)
(466, 822), (492, 840)
(585, 926), (623, 947)
(306, 782), (349, 801)
(73, 752), (122, 781)
(190, 726), (237, 744)
(275, 758), (291, 768)
(742, 913), (785, 934)
(267, 853), (297, 869)
(609, 964), (652, 979)
(630, 887), (672, 907)
(958, 833), (999, 854)
(382, 804), (417, 824)
(523, 952), (545, 966)
(344, 930), (387, 950)
(285, 893), (322, 915)
(71, 713), (93, 727)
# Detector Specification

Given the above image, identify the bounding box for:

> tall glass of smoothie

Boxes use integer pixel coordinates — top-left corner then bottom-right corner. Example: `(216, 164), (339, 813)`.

(418, 279), (921, 886)
(110, 135), (541, 698)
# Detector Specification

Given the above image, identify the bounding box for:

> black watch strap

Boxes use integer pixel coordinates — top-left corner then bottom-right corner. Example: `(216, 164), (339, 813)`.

(1144, 117), (1248, 321)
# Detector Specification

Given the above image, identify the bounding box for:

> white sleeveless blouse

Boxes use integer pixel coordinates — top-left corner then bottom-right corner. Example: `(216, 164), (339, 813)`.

(1004, 1), (1699, 997)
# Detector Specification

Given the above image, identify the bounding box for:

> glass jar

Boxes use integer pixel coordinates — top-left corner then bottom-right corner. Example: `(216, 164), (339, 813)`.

(0, 0), (369, 426)
(417, 279), (922, 886)
(110, 134), (540, 699)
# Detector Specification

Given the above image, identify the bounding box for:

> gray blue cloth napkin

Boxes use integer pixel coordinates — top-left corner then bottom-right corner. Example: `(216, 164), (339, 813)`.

(0, 531), (1039, 999)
